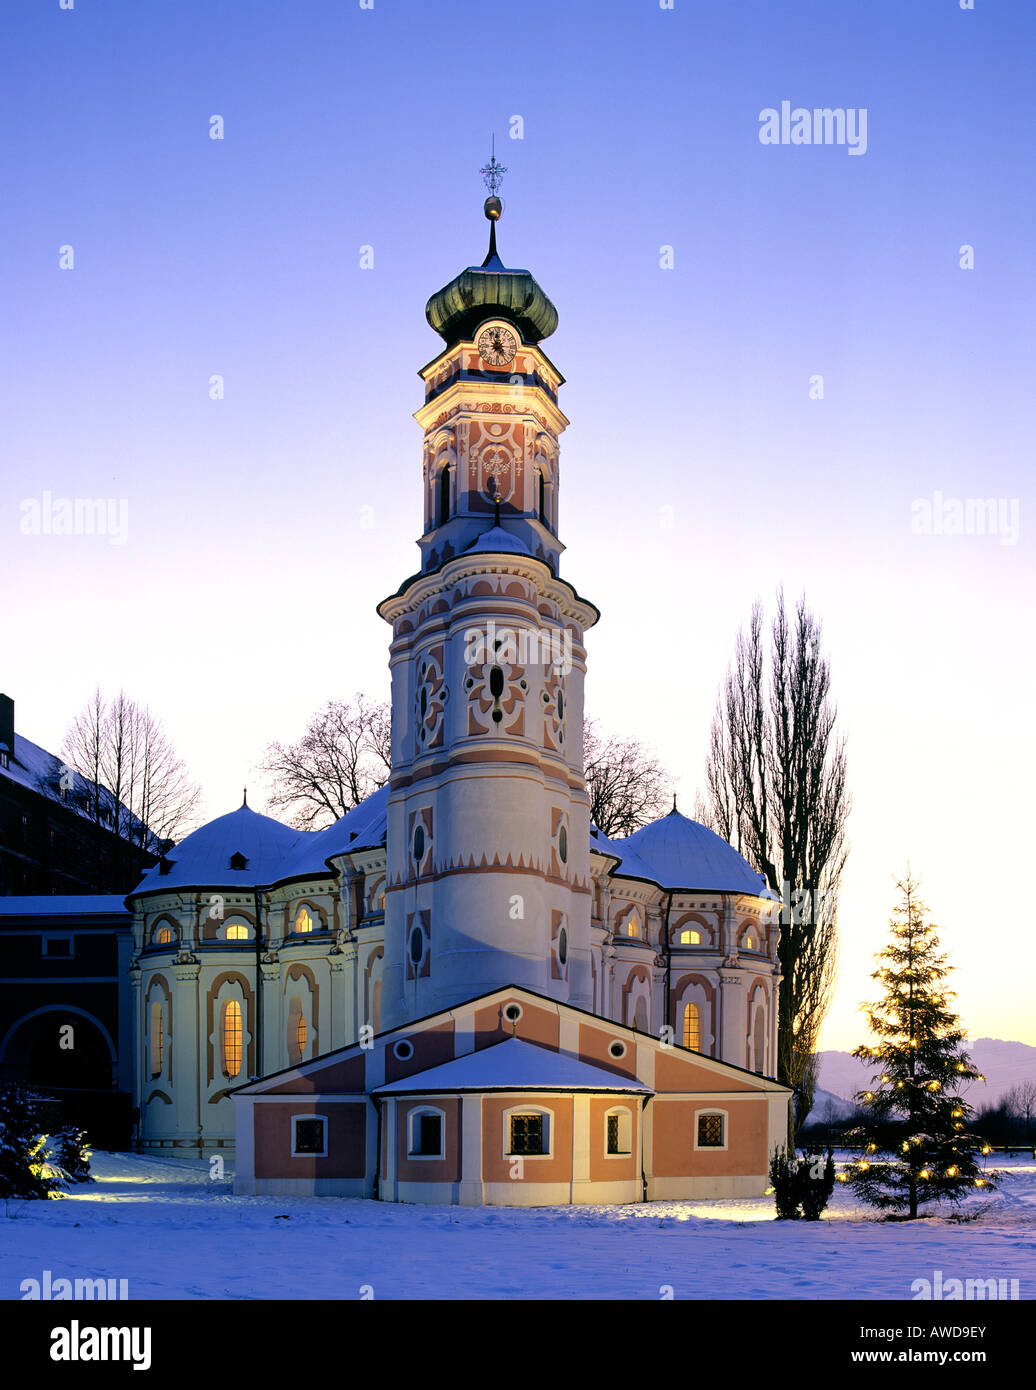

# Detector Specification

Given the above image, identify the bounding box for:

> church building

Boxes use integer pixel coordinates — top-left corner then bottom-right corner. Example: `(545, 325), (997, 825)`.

(126, 169), (789, 1204)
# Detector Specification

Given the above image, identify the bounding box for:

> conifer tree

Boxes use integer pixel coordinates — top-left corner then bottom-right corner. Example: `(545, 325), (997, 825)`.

(0, 1084), (61, 1200)
(843, 874), (998, 1218)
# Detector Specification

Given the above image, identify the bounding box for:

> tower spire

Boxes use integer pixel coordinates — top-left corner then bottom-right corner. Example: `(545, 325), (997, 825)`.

(480, 137), (507, 265)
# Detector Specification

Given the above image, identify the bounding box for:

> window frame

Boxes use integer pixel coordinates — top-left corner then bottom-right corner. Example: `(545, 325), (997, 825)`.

(291, 1114), (328, 1158)
(604, 1106), (633, 1158)
(693, 1109), (728, 1152)
(503, 1104), (553, 1160)
(407, 1105), (446, 1161)
(42, 935), (74, 958)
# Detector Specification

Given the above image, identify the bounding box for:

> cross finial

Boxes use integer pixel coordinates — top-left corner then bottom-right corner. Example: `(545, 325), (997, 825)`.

(480, 135), (507, 197)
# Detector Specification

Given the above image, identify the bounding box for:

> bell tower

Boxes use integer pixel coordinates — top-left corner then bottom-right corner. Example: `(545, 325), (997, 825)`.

(377, 157), (599, 1031)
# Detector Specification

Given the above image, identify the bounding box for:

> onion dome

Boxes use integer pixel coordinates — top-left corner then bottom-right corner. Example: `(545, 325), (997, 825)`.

(608, 808), (777, 898)
(131, 802), (302, 894)
(425, 196), (558, 346)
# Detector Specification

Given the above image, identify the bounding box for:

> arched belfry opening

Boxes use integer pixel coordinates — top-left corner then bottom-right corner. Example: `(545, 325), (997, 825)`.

(538, 469), (546, 525)
(438, 466), (451, 525)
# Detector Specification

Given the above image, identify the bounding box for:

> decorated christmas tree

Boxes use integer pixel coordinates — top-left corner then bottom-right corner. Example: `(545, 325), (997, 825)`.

(843, 874), (998, 1218)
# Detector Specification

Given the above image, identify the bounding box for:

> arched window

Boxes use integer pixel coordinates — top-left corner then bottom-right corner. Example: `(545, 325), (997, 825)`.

(408, 1106), (445, 1158)
(221, 999), (242, 1078)
(682, 1001), (701, 1051)
(626, 913), (641, 939)
(287, 994), (307, 1065)
(438, 466), (451, 524)
(155, 926), (173, 945)
(696, 1111), (726, 1149)
(605, 1107), (632, 1155)
(679, 928), (701, 945)
(294, 907), (313, 934)
(753, 1006), (766, 1075)
(149, 1000), (164, 1078)
(225, 923), (248, 941)
(745, 932), (755, 950)
(538, 470), (546, 524)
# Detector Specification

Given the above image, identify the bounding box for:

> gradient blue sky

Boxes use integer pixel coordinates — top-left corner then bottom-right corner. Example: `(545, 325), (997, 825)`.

(3, 1), (1034, 1050)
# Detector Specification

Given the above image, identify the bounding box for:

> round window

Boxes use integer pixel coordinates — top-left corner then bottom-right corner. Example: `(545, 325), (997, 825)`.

(609, 1040), (627, 1059)
(393, 1039), (414, 1061)
(504, 1002), (522, 1023)
(413, 824), (425, 862)
(558, 825), (568, 864)
(558, 927), (568, 966)
(409, 928), (424, 964)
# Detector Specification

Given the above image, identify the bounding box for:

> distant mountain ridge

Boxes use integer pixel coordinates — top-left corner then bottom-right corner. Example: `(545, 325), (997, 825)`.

(815, 1038), (1036, 1112)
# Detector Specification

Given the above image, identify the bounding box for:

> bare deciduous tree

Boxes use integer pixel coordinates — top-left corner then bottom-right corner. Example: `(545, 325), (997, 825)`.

(1002, 1081), (1036, 1135)
(258, 694), (392, 830)
(62, 689), (202, 877)
(583, 718), (672, 839)
(699, 590), (850, 1139)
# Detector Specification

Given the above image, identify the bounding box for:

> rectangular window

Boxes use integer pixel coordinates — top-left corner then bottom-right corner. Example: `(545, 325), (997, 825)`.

(606, 1113), (620, 1154)
(509, 1113), (545, 1155)
(697, 1114), (724, 1148)
(413, 1113), (442, 1157)
(43, 937), (73, 958)
(293, 1118), (327, 1156)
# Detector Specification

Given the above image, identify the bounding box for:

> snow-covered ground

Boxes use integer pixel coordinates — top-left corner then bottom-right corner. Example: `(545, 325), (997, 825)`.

(2, 1152), (1033, 1300)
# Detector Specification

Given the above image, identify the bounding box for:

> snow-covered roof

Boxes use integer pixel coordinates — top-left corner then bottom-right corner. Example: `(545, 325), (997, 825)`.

(0, 895), (128, 917)
(129, 784), (391, 896)
(130, 803), (305, 894)
(374, 1037), (651, 1094)
(463, 526), (533, 557)
(604, 810), (776, 899)
(1, 733), (148, 840)
(276, 783), (389, 879)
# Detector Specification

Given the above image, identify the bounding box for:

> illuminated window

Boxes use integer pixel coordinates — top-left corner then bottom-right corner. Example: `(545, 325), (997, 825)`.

(745, 933), (755, 950)
(156, 927), (173, 945)
(294, 907), (313, 934)
(509, 1113), (547, 1156)
(222, 999), (242, 1078)
(149, 1000), (164, 1077)
(626, 914), (641, 939)
(679, 928), (701, 945)
(287, 995), (306, 1065)
(697, 1113), (725, 1148)
(606, 1109), (632, 1155)
(682, 1002), (701, 1051)
(225, 924), (248, 941)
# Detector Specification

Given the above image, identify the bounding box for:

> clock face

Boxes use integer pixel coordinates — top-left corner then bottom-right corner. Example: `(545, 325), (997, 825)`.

(477, 325), (518, 367)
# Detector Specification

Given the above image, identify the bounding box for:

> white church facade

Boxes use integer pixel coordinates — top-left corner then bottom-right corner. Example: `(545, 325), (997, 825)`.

(126, 180), (789, 1204)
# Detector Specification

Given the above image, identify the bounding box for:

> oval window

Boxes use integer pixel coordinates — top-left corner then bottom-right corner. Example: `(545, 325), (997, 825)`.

(558, 927), (568, 965)
(489, 665), (504, 698)
(410, 928), (424, 964)
(420, 686), (428, 718)
(558, 825), (568, 864)
(557, 689), (564, 719)
(413, 825), (425, 862)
